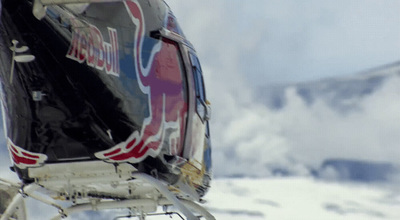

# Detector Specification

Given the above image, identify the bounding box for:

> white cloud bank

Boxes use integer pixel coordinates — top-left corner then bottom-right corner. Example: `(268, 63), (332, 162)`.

(208, 73), (400, 177)
(167, 0), (400, 178)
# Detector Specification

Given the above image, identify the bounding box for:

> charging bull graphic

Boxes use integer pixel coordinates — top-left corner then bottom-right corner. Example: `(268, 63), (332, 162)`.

(0, 1), (213, 211)
(95, 1), (187, 163)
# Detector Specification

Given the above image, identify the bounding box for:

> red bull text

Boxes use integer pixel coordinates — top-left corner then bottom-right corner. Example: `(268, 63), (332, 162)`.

(66, 22), (120, 77)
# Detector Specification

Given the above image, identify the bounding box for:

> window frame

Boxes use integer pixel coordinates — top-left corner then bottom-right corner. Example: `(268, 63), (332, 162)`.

(189, 52), (208, 122)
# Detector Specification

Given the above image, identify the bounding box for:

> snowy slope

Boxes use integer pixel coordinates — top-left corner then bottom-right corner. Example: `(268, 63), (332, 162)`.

(205, 178), (400, 220)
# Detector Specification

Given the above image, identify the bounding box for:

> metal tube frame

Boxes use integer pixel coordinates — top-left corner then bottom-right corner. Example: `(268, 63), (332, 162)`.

(0, 173), (215, 220)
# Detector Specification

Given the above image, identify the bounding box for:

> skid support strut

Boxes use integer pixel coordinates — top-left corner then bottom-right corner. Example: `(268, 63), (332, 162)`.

(131, 172), (215, 220)
(0, 184), (37, 220)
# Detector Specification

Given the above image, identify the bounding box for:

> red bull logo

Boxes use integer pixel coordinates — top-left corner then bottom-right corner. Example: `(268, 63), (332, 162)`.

(7, 139), (48, 169)
(66, 21), (120, 76)
(95, 0), (187, 163)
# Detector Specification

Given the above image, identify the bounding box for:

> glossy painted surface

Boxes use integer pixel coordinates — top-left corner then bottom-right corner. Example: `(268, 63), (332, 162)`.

(0, 0), (211, 196)
(95, 2), (188, 163)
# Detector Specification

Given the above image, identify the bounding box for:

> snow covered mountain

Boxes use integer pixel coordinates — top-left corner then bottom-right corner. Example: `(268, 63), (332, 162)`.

(211, 61), (400, 180)
(257, 61), (400, 113)
(202, 61), (400, 219)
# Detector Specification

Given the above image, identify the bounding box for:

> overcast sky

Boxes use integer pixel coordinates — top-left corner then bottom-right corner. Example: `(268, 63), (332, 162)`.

(167, 0), (400, 85)
(167, 0), (400, 177)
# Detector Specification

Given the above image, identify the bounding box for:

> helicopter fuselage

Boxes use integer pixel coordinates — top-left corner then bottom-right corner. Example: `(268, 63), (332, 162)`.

(0, 0), (212, 203)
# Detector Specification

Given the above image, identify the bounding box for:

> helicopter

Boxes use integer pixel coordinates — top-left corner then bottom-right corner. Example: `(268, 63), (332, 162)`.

(0, 0), (214, 219)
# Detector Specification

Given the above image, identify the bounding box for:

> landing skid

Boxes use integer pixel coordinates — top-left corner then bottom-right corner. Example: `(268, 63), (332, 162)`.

(0, 173), (215, 220)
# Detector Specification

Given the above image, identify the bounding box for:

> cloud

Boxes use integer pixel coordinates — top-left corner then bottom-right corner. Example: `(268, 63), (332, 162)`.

(166, 0), (400, 178)
(167, 0), (400, 84)
(207, 71), (400, 177)
(281, 75), (400, 166)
